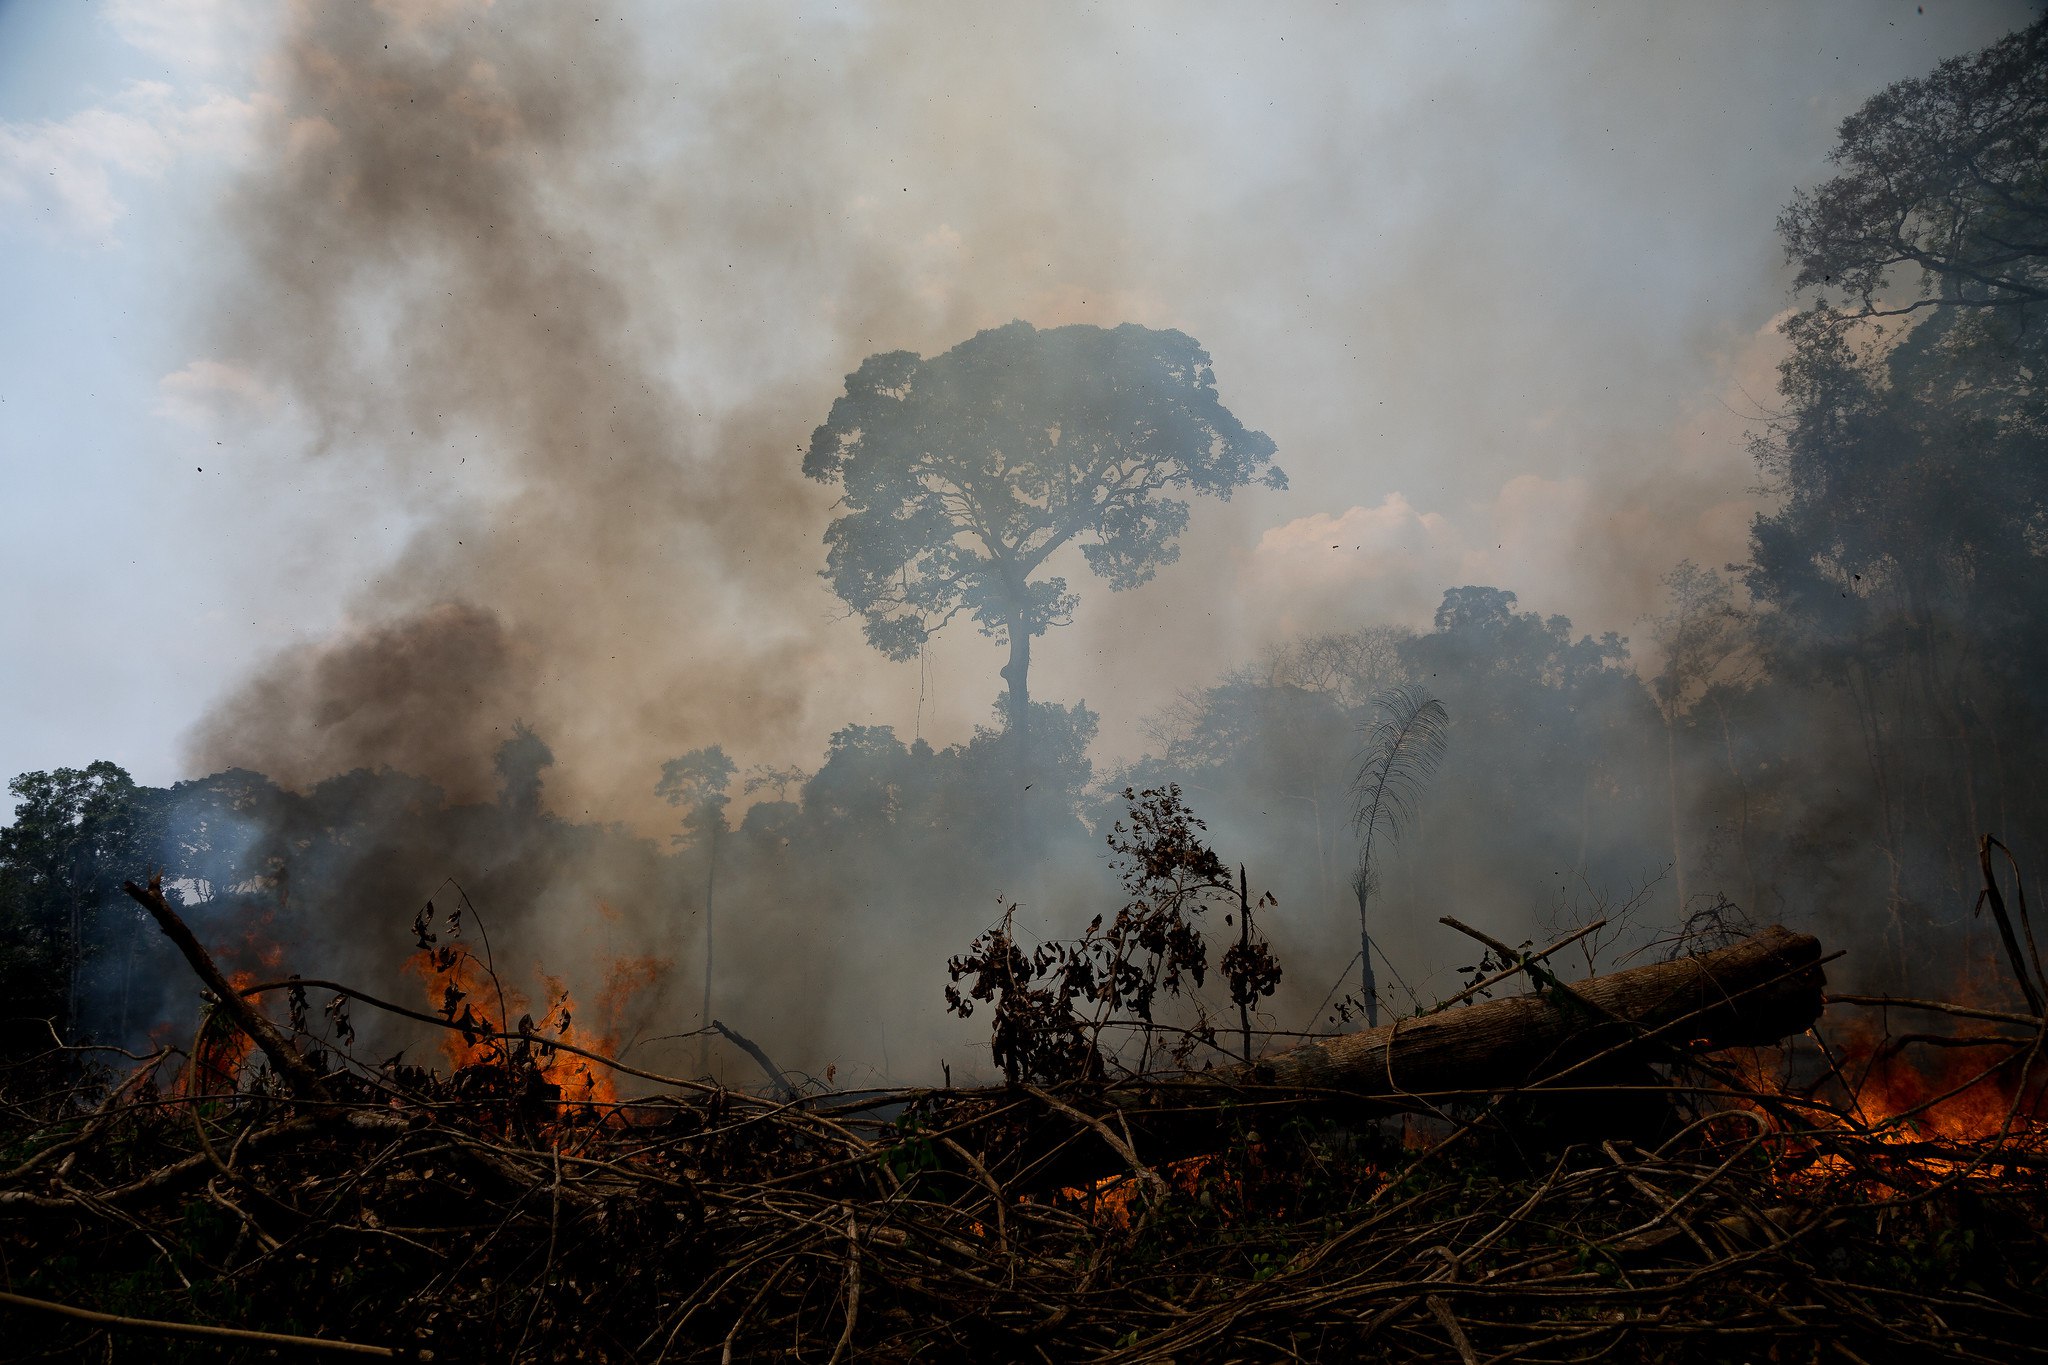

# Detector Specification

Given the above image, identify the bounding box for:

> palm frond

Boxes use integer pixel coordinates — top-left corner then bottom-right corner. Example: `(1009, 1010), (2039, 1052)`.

(1350, 686), (1450, 852)
(1347, 687), (1449, 1024)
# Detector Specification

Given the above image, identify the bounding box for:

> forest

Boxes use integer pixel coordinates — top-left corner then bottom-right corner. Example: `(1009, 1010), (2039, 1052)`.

(2, 14), (2046, 1362)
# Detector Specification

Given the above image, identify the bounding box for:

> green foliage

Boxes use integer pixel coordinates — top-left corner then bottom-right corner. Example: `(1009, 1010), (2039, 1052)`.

(1738, 15), (2048, 962)
(1349, 687), (1450, 888)
(1778, 17), (2048, 326)
(0, 762), (164, 1043)
(1755, 15), (2048, 693)
(880, 1112), (943, 1184)
(945, 785), (1276, 1083)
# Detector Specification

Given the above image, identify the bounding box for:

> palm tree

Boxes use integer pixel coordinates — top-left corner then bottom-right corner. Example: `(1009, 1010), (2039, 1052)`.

(1350, 688), (1450, 1025)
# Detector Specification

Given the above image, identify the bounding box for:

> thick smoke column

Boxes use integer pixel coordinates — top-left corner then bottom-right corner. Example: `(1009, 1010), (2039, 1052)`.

(189, 2), (836, 812)
(186, 2), (2028, 813)
(130, 2), (2042, 1079)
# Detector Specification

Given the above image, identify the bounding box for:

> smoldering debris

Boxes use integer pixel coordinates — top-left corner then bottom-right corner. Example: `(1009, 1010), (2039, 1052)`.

(3, 876), (2045, 1361)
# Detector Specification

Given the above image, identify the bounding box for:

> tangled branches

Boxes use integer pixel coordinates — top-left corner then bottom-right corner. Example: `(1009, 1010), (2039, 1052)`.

(946, 786), (1282, 1083)
(0, 878), (2045, 1360)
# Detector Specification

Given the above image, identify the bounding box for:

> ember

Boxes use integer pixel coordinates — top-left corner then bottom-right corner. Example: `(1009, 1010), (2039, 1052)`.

(402, 903), (666, 1116)
(10, 8), (2048, 1361)
(2, 876), (2043, 1361)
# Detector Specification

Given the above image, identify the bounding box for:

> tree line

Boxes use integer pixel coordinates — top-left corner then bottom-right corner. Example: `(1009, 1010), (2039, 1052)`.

(6, 17), (2045, 1074)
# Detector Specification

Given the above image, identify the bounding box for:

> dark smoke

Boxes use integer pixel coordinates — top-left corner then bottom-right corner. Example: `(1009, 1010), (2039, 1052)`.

(187, 603), (528, 804)
(14, 4), (2037, 1084)
(193, 1), (833, 815)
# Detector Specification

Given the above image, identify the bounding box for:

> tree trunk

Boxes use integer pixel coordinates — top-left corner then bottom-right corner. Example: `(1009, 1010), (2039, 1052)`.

(1227, 923), (1822, 1096)
(698, 819), (719, 1078)
(1001, 616), (1034, 853)
(1664, 716), (1687, 920)
(1001, 925), (1827, 1190)
(66, 895), (82, 1044)
(1000, 616), (1032, 760)
(1236, 866), (1253, 1063)
(1354, 876), (1380, 1028)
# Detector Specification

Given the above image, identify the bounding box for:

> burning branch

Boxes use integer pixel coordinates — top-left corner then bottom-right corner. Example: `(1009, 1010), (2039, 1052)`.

(0, 875), (2039, 1361)
(121, 875), (327, 1101)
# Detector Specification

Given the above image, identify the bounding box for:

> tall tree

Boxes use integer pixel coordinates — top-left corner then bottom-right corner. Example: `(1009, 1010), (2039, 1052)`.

(803, 321), (1282, 770)
(1751, 16), (2048, 971)
(658, 746), (735, 1068)
(1777, 17), (2048, 331)
(0, 763), (163, 1041)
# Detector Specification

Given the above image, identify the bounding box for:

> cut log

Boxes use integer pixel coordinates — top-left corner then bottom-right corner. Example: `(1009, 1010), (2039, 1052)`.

(1220, 923), (1826, 1099)
(998, 926), (1827, 1188)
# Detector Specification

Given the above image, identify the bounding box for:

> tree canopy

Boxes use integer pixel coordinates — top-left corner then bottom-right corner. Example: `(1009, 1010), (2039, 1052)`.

(658, 745), (737, 845)
(1741, 15), (2048, 971)
(1778, 17), (2047, 326)
(1754, 14), (2048, 691)
(803, 320), (1282, 755)
(0, 763), (164, 1043)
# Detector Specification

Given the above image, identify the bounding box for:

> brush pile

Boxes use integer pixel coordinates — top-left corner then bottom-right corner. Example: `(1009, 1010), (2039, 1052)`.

(1, 881), (2044, 1362)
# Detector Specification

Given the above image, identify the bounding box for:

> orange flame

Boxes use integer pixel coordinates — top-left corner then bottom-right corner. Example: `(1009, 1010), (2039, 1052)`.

(1823, 1013), (2040, 1141)
(405, 943), (519, 1073)
(1062, 1151), (1245, 1229)
(1718, 1004), (2047, 1190)
(403, 940), (671, 1118)
(179, 969), (259, 1097)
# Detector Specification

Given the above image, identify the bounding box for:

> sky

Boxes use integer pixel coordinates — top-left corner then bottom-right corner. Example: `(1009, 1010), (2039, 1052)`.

(1, 0), (2038, 827)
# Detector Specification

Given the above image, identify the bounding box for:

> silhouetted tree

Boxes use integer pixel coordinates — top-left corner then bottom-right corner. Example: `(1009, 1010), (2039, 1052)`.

(1749, 17), (2048, 973)
(801, 727), (919, 832)
(1404, 587), (1643, 873)
(803, 321), (1282, 782)
(0, 763), (164, 1042)
(658, 746), (737, 848)
(1778, 17), (2047, 331)
(494, 722), (554, 822)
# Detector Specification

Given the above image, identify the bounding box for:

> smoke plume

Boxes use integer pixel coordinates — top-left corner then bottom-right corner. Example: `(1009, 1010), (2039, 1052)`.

(134, 2), (2041, 1081)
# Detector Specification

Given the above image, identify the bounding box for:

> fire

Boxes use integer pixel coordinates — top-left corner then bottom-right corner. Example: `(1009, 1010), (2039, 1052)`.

(537, 972), (613, 1106)
(236, 909), (286, 974)
(168, 912), (292, 1098)
(597, 954), (666, 1035)
(181, 969), (258, 1097)
(1062, 1151), (1243, 1228)
(1059, 1002), (2043, 1228)
(405, 941), (516, 1073)
(1821, 1013), (2040, 1142)
(403, 922), (670, 1118)
(1717, 1004), (2047, 1189)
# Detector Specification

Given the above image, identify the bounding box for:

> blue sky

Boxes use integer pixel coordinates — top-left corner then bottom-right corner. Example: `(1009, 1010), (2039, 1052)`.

(0, 0), (389, 810)
(1, 1), (255, 797)
(2, 0), (2037, 825)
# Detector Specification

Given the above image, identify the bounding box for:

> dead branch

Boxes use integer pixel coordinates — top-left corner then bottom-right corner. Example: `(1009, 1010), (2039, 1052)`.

(712, 1019), (799, 1101)
(0, 1288), (432, 1359)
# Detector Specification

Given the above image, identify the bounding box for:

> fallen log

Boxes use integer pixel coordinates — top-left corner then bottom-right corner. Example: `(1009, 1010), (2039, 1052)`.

(1222, 923), (1826, 1098)
(996, 925), (1827, 1188)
